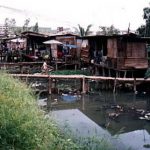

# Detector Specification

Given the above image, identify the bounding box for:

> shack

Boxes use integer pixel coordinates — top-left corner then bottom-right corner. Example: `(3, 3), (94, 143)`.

(21, 31), (49, 61)
(107, 34), (148, 69)
(81, 35), (107, 63)
(81, 33), (148, 78)
(50, 33), (81, 63)
(107, 33), (148, 77)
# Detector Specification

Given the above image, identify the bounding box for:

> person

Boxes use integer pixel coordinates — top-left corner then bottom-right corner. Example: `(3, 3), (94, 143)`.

(41, 60), (48, 74)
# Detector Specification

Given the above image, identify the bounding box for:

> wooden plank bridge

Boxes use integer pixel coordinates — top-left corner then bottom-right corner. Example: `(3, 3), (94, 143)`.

(11, 74), (150, 94)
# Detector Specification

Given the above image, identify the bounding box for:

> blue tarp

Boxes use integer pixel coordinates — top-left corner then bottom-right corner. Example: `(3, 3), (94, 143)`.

(63, 44), (78, 48)
(61, 94), (77, 102)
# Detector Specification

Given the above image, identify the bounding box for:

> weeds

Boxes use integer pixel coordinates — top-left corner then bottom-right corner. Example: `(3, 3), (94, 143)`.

(0, 72), (112, 150)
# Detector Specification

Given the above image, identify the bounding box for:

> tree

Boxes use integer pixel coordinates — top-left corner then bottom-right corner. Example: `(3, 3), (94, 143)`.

(23, 18), (30, 31)
(9, 18), (16, 34)
(4, 18), (16, 36)
(15, 27), (22, 36)
(4, 18), (9, 36)
(33, 22), (39, 32)
(98, 25), (120, 35)
(84, 24), (92, 36)
(136, 25), (146, 37)
(74, 24), (92, 36)
(137, 7), (150, 37)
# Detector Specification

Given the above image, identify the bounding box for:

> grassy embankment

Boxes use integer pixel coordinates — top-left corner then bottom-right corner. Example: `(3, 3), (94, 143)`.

(0, 72), (112, 150)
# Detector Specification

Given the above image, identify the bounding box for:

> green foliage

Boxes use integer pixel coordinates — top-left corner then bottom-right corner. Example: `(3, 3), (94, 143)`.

(50, 70), (91, 76)
(137, 7), (150, 37)
(0, 72), (112, 150)
(98, 25), (120, 35)
(144, 68), (150, 79)
(0, 72), (79, 150)
(136, 25), (146, 37)
(74, 24), (92, 37)
(23, 18), (31, 32)
(33, 22), (39, 33)
(4, 18), (16, 36)
(62, 123), (113, 150)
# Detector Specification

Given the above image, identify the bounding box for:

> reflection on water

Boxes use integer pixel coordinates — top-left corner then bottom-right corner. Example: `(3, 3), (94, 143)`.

(38, 91), (150, 150)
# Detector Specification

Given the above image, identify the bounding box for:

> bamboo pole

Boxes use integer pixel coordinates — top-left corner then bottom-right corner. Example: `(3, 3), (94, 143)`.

(133, 77), (136, 93)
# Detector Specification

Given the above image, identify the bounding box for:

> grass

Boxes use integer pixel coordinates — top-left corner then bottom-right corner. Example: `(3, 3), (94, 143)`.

(0, 71), (113, 150)
(50, 70), (91, 76)
(0, 72), (78, 150)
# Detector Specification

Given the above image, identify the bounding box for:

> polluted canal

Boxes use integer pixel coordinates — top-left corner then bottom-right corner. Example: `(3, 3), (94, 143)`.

(34, 78), (150, 150)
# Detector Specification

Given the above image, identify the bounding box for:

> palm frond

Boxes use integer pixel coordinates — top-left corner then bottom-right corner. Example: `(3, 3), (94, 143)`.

(85, 24), (92, 36)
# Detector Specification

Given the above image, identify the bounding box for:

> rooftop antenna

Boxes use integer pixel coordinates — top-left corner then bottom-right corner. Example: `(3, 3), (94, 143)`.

(127, 22), (130, 34)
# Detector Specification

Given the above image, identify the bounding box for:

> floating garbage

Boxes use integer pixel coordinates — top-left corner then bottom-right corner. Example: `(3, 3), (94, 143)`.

(38, 98), (47, 107)
(61, 93), (78, 102)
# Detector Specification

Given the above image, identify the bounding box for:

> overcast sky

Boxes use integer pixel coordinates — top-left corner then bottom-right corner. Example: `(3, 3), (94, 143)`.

(0, 0), (149, 31)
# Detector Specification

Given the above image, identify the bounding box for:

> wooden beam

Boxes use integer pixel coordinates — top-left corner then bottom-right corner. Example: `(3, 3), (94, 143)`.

(11, 74), (150, 82)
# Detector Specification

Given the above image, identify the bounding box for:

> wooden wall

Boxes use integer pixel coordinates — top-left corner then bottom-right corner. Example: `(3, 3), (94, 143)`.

(80, 40), (90, 63)
(124, 42), (148, 69)
(107, 38), (148, 70)
(124, 58), (148, 69)
(126, 42), (146, 58)
(107, 38), (117, 58)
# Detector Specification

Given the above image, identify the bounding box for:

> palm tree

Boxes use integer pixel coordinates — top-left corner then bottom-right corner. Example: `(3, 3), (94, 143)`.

(84, 24), (92, 36)
(74, 24), (92, 36)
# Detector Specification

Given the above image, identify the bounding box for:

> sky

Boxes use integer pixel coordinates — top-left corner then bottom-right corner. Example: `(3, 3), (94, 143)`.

(0, 0), (150, 31)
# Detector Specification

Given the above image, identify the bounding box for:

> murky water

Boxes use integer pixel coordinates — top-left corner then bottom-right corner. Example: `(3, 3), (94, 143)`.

(28, 77), (150, 150)
(38, 91), (150, 150)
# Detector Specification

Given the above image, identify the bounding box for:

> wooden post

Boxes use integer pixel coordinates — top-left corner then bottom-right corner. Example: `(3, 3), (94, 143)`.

(113, 93), (117, 104)
(48, 76), (52, 94)
(113, 77), (117, 93)
(86, 80), (90, 93)
(47, 94), (52, 110)
(102, 67), (105, 76)
(108, 69), (111, 77)
(82, 77), (86, 94)
(55, 62), (58, 70)
(75, 64), (77, 71)
(108, 69), (111, 89)
(116, 71), (118, 78)
(19, 65), (22, 73)
(94, 66), (98, 75)
(124, 71), (127, 78)
(81, 94), (85, 110)
(133, 77), (136, 93)
(118, 71), (120, 78)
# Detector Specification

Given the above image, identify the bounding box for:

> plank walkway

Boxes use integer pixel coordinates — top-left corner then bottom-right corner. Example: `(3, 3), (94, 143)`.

(11, 73), (150, 82)
(0, 62), (43, 66)
(11, 73), (150, 94)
